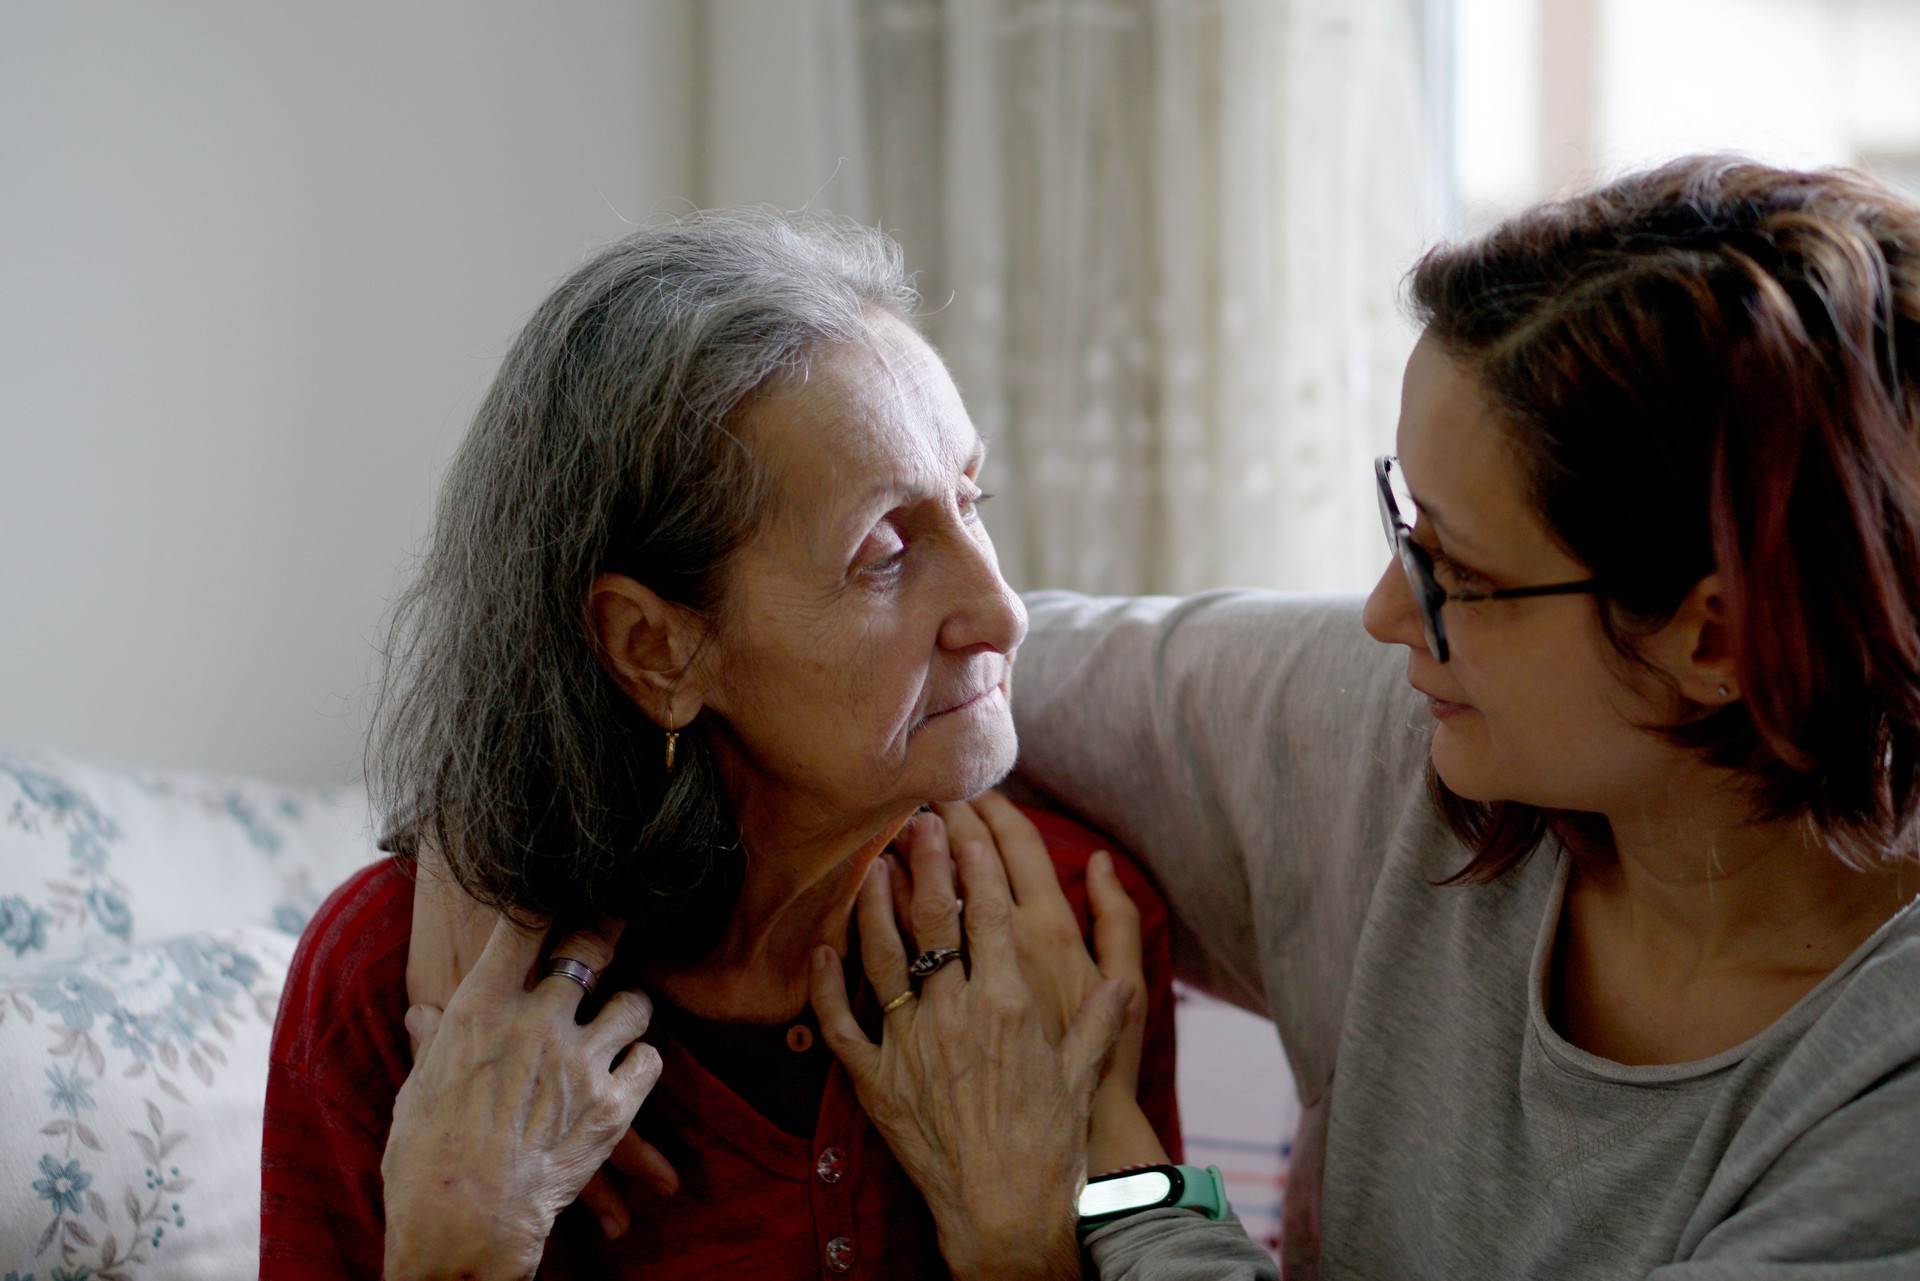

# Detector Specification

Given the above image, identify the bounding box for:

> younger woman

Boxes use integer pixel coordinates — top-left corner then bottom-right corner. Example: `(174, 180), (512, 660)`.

(835, 157), (1920, 1278)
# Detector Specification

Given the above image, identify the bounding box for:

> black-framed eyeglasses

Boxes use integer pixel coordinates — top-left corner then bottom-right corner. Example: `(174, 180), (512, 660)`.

(1375, 455), (1600, 663)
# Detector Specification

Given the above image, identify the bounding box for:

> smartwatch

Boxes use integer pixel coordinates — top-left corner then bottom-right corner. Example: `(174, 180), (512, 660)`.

(1076, 1164), (1230, 1235)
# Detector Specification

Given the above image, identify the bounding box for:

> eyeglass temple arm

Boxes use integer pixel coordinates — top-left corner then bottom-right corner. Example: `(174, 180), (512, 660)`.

(1457, 579), (1602, 604)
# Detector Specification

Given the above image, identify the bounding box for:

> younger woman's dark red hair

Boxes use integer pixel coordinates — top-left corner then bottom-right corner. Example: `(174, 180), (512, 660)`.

(1408, 156), (1920, 880)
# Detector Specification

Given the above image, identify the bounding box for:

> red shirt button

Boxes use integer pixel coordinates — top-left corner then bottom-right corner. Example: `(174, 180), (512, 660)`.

(825, 1235), (855, 1272)
(815, 1147), (845, 1184)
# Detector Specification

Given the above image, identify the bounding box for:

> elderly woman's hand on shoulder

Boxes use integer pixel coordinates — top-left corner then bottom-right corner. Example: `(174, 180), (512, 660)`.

(812, 794), (1162, 1281)
(924, 795), (1169, 1175)
(380, 915), (661, 1281)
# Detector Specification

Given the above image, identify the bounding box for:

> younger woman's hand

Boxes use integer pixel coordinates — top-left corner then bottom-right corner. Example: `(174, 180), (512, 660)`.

(812, 833), (1133, 1281)
(381, 916), (663, 1280)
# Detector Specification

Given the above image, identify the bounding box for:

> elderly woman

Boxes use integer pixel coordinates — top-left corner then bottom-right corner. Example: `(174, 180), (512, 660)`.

(258, 212), (1180, 1279)
(831, 158), (1920, 1278)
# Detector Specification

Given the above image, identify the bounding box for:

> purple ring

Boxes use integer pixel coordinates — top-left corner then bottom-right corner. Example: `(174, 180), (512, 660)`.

(543, 956), (597, 998)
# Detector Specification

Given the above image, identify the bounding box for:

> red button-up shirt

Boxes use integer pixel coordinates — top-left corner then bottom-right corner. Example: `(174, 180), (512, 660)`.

(261, 805), (1181, 1279)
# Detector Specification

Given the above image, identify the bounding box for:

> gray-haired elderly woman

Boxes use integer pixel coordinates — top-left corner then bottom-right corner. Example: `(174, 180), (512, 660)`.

(258, 211), (1183, 1281)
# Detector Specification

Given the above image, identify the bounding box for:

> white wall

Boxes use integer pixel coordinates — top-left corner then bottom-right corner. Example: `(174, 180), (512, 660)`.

(0, 2), (696, 783)
(698, 0), (871, 216)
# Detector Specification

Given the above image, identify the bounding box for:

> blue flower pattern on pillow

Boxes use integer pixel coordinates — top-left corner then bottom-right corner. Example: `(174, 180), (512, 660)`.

(1, 751), (361, 959)
(1, 759), (128, 948)
(31, 1156), (90, 1217)
(219, 792), (284, 855)
(1, 931), (273, 1273)
(3, 760), (119, 872)
(81, 890), (131, 944)
(0, 896), (50, 957)
(1, 752), (365, 1276)
(27, 974), (117, 1032)
(43, 1066), (94, 1117)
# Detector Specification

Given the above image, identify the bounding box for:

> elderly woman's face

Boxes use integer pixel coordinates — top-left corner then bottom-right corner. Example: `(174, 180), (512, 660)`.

(693, 312), (1026, 833)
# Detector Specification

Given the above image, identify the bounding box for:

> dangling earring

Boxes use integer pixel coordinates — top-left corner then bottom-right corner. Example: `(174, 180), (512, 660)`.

(663, 707), (680, 775)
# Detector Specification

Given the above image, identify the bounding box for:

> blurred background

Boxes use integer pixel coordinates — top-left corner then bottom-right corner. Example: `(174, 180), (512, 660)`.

(5, 0), (1917, 787)
(5, 3), (1917, 1253)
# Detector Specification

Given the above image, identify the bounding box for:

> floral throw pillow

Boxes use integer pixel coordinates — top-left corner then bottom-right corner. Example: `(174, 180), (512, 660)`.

(0, 751), (379, 1280)
(0, 751), (374, 970)
(0, 924), (296, 1280)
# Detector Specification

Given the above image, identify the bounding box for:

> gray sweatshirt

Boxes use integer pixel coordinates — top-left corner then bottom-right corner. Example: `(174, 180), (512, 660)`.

(1012, 591), (1920, 1281)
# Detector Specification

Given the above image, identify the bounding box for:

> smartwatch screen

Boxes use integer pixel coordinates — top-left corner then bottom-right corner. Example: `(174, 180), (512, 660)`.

(1078, 1168), (1175, 1218)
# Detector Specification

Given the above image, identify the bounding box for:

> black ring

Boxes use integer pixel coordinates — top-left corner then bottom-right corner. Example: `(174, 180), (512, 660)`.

(907, 947), (963, 980)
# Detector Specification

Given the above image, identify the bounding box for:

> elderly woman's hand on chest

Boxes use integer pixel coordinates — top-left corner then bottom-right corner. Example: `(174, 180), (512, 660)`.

(399, 855), (681, 1254)
(381, 915), (660, 1279)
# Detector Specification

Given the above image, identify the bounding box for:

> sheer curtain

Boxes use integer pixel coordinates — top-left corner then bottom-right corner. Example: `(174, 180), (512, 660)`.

(849, 0), (1446, 594)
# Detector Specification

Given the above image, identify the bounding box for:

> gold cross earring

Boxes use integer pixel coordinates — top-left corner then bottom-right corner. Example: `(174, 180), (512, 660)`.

(663, 707), (679, 775)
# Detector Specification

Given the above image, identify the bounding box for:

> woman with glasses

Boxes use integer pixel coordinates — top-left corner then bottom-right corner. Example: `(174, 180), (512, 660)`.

(830, 156), (1920, 1278)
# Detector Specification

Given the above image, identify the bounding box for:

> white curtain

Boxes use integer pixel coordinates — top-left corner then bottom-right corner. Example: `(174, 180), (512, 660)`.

(845, 0), (1445, 594)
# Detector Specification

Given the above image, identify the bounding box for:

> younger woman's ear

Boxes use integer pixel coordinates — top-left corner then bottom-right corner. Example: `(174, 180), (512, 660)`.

(588, 573), (708, 725)
(1647, 572), (1741, 707)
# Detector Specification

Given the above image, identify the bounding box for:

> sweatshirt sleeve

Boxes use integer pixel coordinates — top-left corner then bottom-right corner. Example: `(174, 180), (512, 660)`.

(1010, 590), (1436, 1106)
(1084, 1207), (1280, 1281)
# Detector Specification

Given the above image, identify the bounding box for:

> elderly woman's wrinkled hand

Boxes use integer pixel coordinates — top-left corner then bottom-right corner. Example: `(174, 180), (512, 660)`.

(811, 822), (1134, 1281)
(381, 915), (663, 1281)
(404, 862), (680, 1241)
(917, 796), (1166, 1175)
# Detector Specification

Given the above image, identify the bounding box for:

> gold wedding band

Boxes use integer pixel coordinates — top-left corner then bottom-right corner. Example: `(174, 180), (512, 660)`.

(881, 988), (917, 1014)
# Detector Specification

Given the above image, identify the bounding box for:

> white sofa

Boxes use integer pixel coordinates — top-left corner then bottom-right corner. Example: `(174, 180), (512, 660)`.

(0, 750), (376, 1280)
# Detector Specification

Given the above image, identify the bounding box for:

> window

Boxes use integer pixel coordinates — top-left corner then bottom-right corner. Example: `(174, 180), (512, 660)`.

(1452, 0), (1920, 233)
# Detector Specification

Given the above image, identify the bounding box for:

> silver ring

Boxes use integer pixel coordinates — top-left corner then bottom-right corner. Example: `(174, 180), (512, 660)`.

(907, 947), (963, 980)
(543, 957), (598, 997)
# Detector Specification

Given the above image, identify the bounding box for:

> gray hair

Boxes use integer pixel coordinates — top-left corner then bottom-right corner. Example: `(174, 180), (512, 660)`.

(368, 209), (920, 957)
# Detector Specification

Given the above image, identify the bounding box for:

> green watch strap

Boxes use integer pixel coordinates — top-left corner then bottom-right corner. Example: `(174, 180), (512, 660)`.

(1170, 1163), (1229, 1219)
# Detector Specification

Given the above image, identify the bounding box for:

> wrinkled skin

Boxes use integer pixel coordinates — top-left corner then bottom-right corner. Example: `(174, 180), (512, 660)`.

(387, 313), (1136, 1276)
(382, 916), (659, 1281)
(402, 796), (1159, 1277)
(811, 812), (1152, 1279)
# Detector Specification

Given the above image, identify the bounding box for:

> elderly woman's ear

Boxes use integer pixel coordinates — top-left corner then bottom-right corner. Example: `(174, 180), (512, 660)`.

(588, 572), (711, 725)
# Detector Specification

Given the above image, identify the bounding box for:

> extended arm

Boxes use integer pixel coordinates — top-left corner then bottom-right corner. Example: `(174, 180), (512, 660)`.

(1011, 590), (1435, 1274)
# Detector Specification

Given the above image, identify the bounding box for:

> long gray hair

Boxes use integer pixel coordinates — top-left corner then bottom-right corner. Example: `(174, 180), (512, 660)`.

(368, 209), (919, 958)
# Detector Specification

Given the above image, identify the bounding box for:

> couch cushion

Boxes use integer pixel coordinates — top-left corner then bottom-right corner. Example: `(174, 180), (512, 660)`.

(0, 751), (376, 973)
(0, 923), (297, 1279)
(0, 753), (381, 1278)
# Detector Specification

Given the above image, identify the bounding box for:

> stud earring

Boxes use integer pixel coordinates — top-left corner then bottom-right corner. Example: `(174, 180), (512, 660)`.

(663, 708), (680, 775)
(1717, 685), (1732, 699)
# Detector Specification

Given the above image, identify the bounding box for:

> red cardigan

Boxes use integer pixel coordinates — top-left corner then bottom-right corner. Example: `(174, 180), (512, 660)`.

(260, 805), (1181, 1280)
